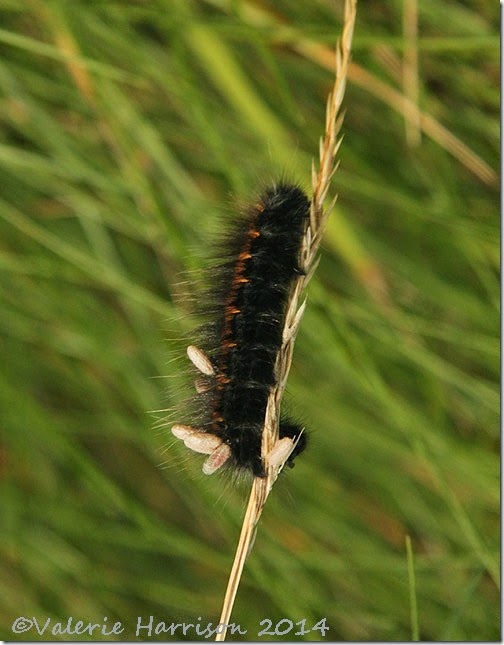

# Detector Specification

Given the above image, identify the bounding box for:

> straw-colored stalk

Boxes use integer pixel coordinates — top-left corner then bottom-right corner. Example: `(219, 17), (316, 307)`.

(214, 1), (357, 640)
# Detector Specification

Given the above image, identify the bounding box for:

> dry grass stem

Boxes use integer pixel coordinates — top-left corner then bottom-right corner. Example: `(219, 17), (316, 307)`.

(214, 1), (357, 640)
(402, 0), (421, 147)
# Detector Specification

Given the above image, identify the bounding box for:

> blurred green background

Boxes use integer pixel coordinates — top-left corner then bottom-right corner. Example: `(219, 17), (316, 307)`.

(0, 0), (499, 641)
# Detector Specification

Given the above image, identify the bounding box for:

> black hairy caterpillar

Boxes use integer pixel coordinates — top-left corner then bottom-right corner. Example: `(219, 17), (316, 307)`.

(172, 183), (309, 477)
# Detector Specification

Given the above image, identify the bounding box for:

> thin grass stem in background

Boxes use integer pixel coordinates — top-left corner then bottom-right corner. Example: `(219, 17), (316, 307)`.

(406, 535), (420, 642)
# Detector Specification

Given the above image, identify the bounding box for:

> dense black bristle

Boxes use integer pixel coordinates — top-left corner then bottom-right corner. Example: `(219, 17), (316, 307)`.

(185, 183), (310, 476)
(279, 419), (308, 468)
